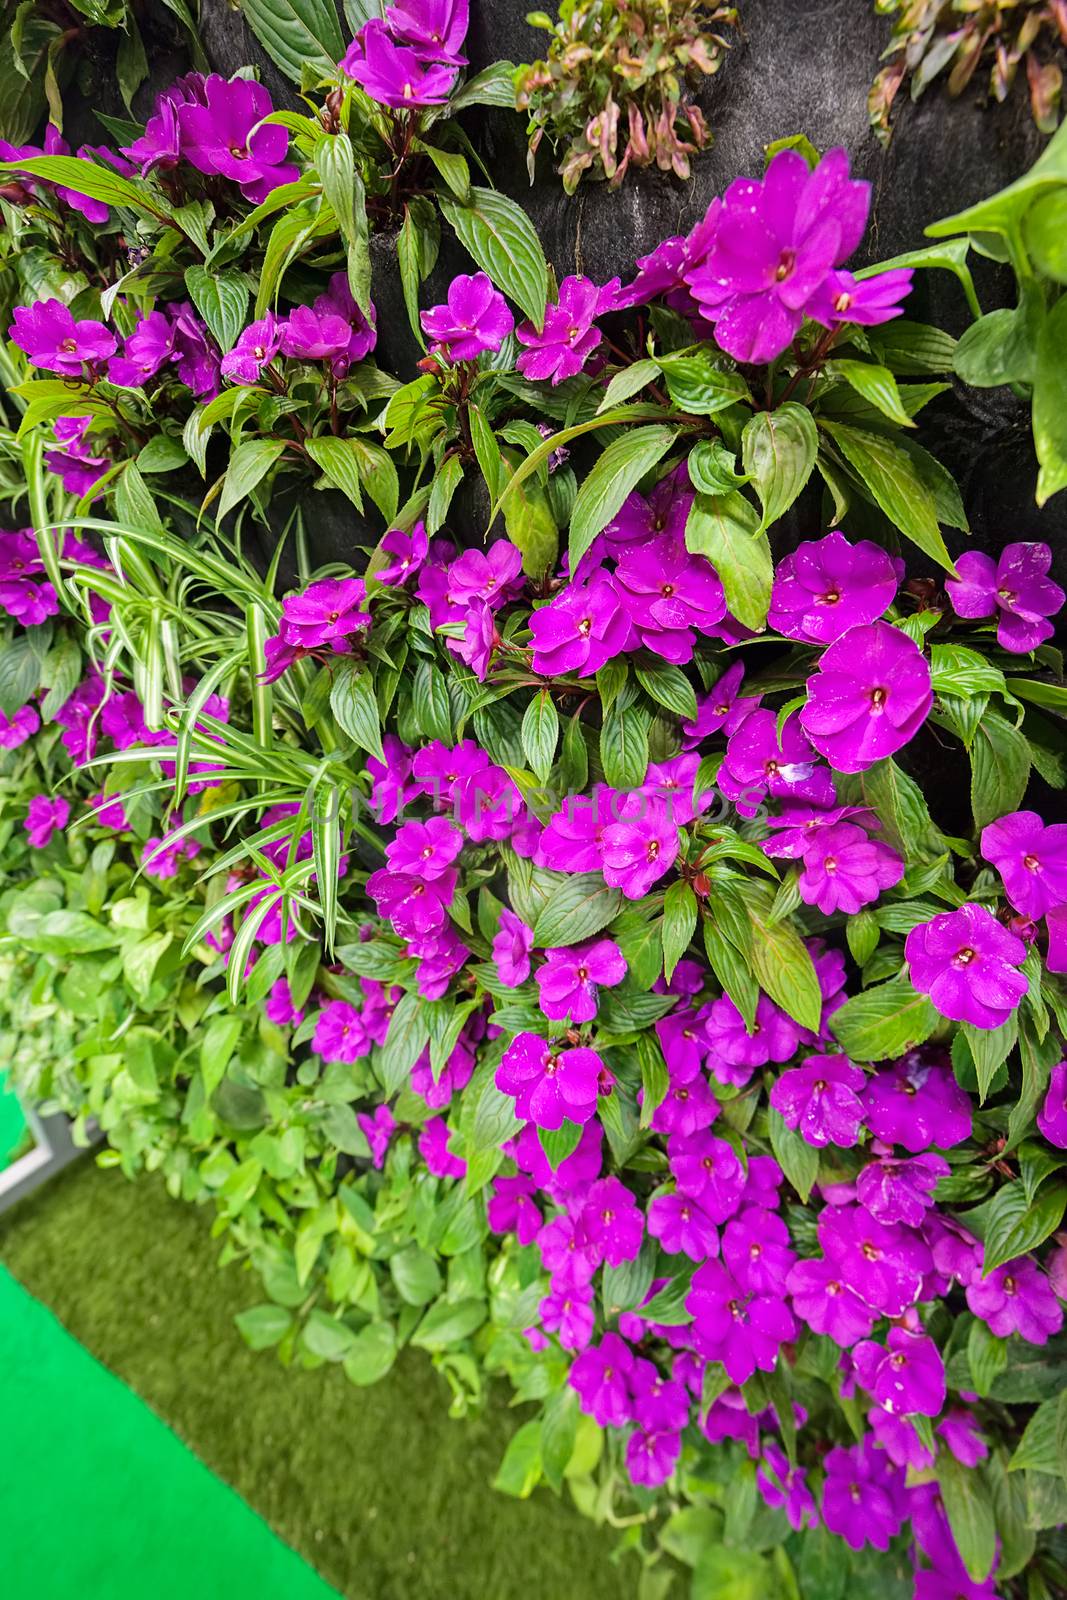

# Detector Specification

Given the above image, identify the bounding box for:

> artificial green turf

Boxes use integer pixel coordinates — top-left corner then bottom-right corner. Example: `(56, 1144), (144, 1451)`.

(0, 1264), (342, 1600)
(0, 1161), (635, 1600)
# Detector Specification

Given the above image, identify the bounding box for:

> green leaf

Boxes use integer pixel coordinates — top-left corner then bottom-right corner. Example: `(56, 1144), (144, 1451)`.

(410, 1295), (486, 1351)
(740, 402), (819, 529)
(961, 1015), (1019, 1104)
(1025, 188), (1067, 281)
(569, 424), (677, 574)
(688, 439), (750, 496)
(375, 990), (429, 1096)
(967, 1318), (1007, 1399)
(540, 1386), (579, 1493)
(492, 1419), (542, 1498)
(1033, 292), (1067, 506)
(316, 132), (371, 316)
(531, 873), (623, 948)
(0, 153), (169, 219)
(305, 436), (366, 512)
(662, 881), (697, 984)
(390, 1244), (442, 1306)
(183, 266), (248, 354)
(597, 358), (661, 413)
(684, 490), (772, 632)
(970, 711), (1031, 831)
(330, 659), (384, 761)
(828, 360), (915, 427)
(302, 1309), (357, 1362)
(347, 438), (399, 525)
(427, 452), (464, 533)
(238, 0), (343, 82)
(768, 1106), (819, 1202)
(502, 461), (557, 579)
(1009, 1396), (1067, 1476)
(412, 661), (453, 744)
(982, 1181), (1067, 1275)
(521, 691), (558, 782)
(746, 891), (821, 1032)
(936, 1454), (996, 1583)
(235, 1303), (293, 1350)
(600, 703), (649, 788)
(217, 439), (286, 520)
(448, 60), (519, 111)
(440, 187), (548, 327)
(637, 1033), (670, 1127)
(829, 975), (939, 1061)
(342, 1321), (397, 1386)
(634, 661), (698, 721)
(820, 420), (956, 572)
(656, 351), (750, 415)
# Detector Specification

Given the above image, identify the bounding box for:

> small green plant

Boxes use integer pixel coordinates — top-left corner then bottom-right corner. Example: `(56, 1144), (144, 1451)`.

(870, 0), (1067, 143)
(516, 0), (736, 192)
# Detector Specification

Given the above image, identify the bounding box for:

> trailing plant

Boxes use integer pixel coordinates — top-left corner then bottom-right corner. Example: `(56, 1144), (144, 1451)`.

(870, 0), (1067, 143)
(2, 58), (1067, 1600)
(516, 0), (736, 191)
(926, 117), (1067, 507)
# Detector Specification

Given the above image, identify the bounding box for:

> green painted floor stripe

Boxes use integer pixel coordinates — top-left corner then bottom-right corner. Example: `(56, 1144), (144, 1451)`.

(0, 1071), (27, 1167)
(0, 1264), (341, 1600)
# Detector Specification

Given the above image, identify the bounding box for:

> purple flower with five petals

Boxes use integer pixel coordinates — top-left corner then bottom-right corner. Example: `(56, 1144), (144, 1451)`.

(421, 272), (513, 361)
(945, 542), (1064, 654)
(905, 903), (1027, 1030)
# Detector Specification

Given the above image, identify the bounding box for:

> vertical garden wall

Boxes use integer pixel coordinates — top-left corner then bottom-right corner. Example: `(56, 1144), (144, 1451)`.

(1, 2), (1067, 1597)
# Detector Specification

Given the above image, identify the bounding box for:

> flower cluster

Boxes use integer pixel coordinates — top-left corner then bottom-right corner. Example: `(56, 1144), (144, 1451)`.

(342, 0), (469, 107)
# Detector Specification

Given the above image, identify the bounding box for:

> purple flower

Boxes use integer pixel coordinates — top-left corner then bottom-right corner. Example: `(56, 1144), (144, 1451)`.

(905, 903), (1027, 1029)
(820, 1439), (905, 1552)
(171, 303), (221, 397)
(312, 272), (377, 370)
(945, 542), (1064, 654)
(0, 703), (39, 749)
(603, 462), (694, 554)
(785, 1256), (875, 1346)
(107, 309), (176, 388)
(385, 816), (463, 879)
(265, 977), (304, 1028)
(853, 1328), (946, 1416)
(647, 1190), (719, 1260)
(981, 809), (1067, 920)
(568, 1332), (634, 1425)
(387, 0), (469, 62)
(342, 19), (457, 106)
(1038, 1061), (1067, 1149)
(421, 272), (513, 360)
(600, 797), (679, 899)
(516, 277), (603, 385)
(686, 1259), (796, 1384)
(313, 999), (369, 1063)
(447, 542), (523, 611)
(770, 1055), (866, 1148)
(757, 1443), (816, 1531)
(686, 148), (870, 362)
(857, 1151), (949, 1227)
(626, 1429), (681, 1487)
(630, 1359), (689, 1433)
(539, 1283), (595, 1350)
(279, 577), (370, 651)
(538, 785), (618, 871)
(45, 416), (109, 498)
(819, 1204), (930, 1317)
(705, 993), (801, 1087)
(367, 735), (417, 824)
(123, 74), (208, 173)
(411, 737), (487, 806)
(495, 1031), (603, 1129)
(142, 828), (201, 879)
(452, 762), (524, 842)
(938, 1410), (988, 1468)
(10, 299), (116, 376)
(768, 531), (901, 645)
(613, 535), (726, 664)
(177, 74), (297, 202)
(966, 1258), (1063, 1344)
(220, 314), (285, 384)
(681, 662), (749, 748)
(24, 794), (69, 849)
(868, 1405), (935, 1470)
(280, 304), (352, 362)
(376, 522), (428, 587)
(529, 573), (631, 677)
(800, 621), (933, 773)
(648, 1050), (719, 1139)
(418, 1115), (466, 1179)
(807, 267), (913, 327)
(449, 596), (498, 681)
(367, 868), (454, 936)
(487, 1174), (541, 1244)
(792, 822), (904, 916)
(357, 1103), (395, 1168)
(408, 922), (469, 998)
(536, 938), (626, 1022)
(492, 908), (534, 987)
(721, 708), (834, 816)
(668, 1131), (746, 1221)
(862, 1053), (972, 1152)
(722, 1207), (795, 1295)
(578, 1176), (644, 1266)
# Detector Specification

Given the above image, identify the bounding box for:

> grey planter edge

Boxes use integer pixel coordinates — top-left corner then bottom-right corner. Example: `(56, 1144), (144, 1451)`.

(0, 1098), (100, 1215)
